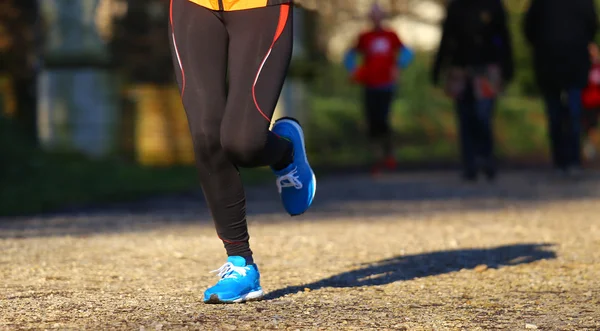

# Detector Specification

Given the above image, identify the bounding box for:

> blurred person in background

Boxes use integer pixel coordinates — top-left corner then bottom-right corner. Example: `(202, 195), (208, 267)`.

(169, 0), (316, 304)
(343, 2), (414, 175)
(432, 0), (513, 182)
(581, 43), (600, 163)
(524, 0), (598, 175)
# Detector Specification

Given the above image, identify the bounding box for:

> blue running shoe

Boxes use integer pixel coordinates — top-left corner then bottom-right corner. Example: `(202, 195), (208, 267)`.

(203, 256), (263, 304)
(271, 117), (317, 216)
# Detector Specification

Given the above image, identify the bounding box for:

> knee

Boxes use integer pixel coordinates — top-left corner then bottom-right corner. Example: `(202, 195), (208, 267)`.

(191, 131), (221, 162)
(221, 133), (266, 167)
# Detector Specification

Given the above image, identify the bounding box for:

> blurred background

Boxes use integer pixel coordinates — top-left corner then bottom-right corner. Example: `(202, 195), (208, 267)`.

(1, 0), (598, 216)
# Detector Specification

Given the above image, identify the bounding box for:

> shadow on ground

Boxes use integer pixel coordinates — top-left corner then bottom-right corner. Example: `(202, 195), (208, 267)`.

(265, 243), (556, 300)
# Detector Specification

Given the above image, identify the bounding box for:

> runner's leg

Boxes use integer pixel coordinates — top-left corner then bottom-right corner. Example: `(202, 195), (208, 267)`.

(169, 0), (253, 258)
(220, 4), (294, 169)
(222, 4), (316, 217)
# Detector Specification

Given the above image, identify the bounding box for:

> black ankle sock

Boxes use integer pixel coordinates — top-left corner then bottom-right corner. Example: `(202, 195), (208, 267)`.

(242, 255), (254, 265)
(272, 143), (294, 171)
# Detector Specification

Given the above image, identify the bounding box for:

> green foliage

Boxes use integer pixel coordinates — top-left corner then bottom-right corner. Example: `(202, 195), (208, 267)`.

(505, 4), (539, 97)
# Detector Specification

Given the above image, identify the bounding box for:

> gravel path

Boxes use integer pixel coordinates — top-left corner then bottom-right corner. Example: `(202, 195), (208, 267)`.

(1, 171), (600, 330)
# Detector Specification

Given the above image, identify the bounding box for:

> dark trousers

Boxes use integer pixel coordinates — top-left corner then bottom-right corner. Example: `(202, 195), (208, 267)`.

(542, 88), (582, 169)
(364, 87), (394, 157)
(455, 88), (496, 174)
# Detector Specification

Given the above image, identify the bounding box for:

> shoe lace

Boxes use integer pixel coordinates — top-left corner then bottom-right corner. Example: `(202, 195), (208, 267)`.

(276, 167), (303, 193)
(211, 262), (247, 280)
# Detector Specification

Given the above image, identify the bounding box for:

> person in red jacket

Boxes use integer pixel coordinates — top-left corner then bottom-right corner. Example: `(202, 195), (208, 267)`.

(582, 43), (600, 161)
(344, 2), (414, 174)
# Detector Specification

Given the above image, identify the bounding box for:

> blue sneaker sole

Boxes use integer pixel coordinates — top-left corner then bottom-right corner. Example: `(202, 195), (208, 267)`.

(273, 117), (317, 216)
(289, 172), (316, 217)
(204, 289), (264, 304)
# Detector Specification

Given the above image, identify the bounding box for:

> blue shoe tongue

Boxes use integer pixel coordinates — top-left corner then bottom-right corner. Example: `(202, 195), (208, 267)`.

(227, 256), (247, 267)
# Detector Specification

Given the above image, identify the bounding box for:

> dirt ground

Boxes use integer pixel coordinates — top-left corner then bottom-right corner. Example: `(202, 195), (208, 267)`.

(1, 171), (600, 330)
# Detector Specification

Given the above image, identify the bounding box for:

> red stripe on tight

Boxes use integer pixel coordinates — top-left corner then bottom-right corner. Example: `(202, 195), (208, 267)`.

(252, 4), (291, 123)
(218, 235), (246, 245)
(273, 4), (290, 42)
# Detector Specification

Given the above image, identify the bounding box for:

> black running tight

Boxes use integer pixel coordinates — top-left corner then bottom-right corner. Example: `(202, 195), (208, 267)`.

(169, 0), (293, 258)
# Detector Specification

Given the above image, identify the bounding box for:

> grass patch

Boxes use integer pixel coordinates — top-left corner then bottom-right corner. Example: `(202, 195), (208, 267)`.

(0, 149), (272, 217)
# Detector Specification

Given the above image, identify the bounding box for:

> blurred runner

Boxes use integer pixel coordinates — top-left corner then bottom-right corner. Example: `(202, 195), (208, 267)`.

(343, 2), (414, 175)
(433, 0), (513, 182)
